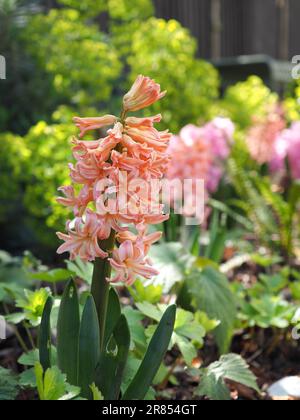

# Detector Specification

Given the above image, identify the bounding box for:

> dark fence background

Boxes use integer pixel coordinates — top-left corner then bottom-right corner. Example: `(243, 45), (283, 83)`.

(153, 0), (300, 60)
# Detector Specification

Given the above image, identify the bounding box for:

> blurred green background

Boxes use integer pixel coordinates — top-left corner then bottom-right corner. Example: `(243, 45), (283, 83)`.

(0, 0), (299, 258)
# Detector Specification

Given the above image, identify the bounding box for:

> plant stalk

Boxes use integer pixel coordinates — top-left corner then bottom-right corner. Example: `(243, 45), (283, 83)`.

(91, 230), (116, 351)
(91, 108), (126, 351)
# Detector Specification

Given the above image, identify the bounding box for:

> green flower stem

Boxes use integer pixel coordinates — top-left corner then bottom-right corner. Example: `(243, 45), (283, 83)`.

(91, 230), (116, 351)
(23, 322), (36, 350)
(91, 108), (127, 351)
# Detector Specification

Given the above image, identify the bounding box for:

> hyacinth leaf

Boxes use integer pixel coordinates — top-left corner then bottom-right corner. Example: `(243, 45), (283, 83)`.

(122, 304), (176, 400)
(39, 296), (53, 371)
(57, 279), (80, 385)
(104, 287), (121, 348)
(205, 210), (227, 263)
(78, 295), (100, 399)
(96, 314), (130, 400)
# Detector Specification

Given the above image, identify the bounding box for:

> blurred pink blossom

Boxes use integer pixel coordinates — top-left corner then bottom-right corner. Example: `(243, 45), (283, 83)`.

(271, 122), (300, 179)
(167, 118), (235, 217)
(246, 112), (286, 165)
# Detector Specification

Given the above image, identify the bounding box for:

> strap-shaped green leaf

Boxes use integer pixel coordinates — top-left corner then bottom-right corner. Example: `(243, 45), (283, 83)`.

(57, 279), (80, 385)
(39, 296), (53, 371)
(96, 314), (130, 400)
(78, 295), (100, 399)
(104, 287), (121, 348)
(205, 210), (227, 263)
(122, 305), (176, 400)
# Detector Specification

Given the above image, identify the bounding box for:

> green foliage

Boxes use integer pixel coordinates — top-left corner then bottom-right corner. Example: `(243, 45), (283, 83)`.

(16, 287), (51, 327)
(134, 302), (209, 366)
(22, 120), (74, 246)
(240, 295), (295, 329)
(123, 306), (147, 352)
(22, 9), (121, 108)
(96, 314), (130, 399)
(122, 305), (176, 400)
(66, 258), (94, 285)
(187, 267), (237, 354)
(0, 1), (57, 134)
(127, 18), (219, 132)
(204, 210), (227, 263)
(34, 363), (81, 401)
(195, 354), (259, 400)
(234, 272), (297, 329)
(57, 0), (107, 18)
(0, 133), (30, 223)
(284, 85), (300, 122)
(0, 367), (20, 400)
(90, 383), (104, 401)
(31, 268), (73, 284)
(109, 0), (154, 58)
(148, 242), (194, 293)
(35, 280), (176, 400)
(228, 141), (300, 256)
(108, 0), (153, 20)
(222, 76), (278, 129)
(129, 279), (163, 304)
(0, 251), (33, 303)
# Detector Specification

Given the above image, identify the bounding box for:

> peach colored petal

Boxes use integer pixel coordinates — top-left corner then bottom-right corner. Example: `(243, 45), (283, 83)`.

(73, 115), (117, 138)
(123, 75), (166, 112)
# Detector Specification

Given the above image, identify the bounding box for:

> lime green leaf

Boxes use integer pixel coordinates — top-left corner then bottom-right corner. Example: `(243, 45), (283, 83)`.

(175, 308), (205, 341)
(90, 383), (104, 401)
(129, 279), (163, 304)
(16, 288), (51, 327)
(34, 363), (80, 401)
(195, 311), (220, 333)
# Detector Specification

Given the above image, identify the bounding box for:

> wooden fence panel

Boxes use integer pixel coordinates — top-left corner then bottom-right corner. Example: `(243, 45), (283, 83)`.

(153, 0), (300, 60)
